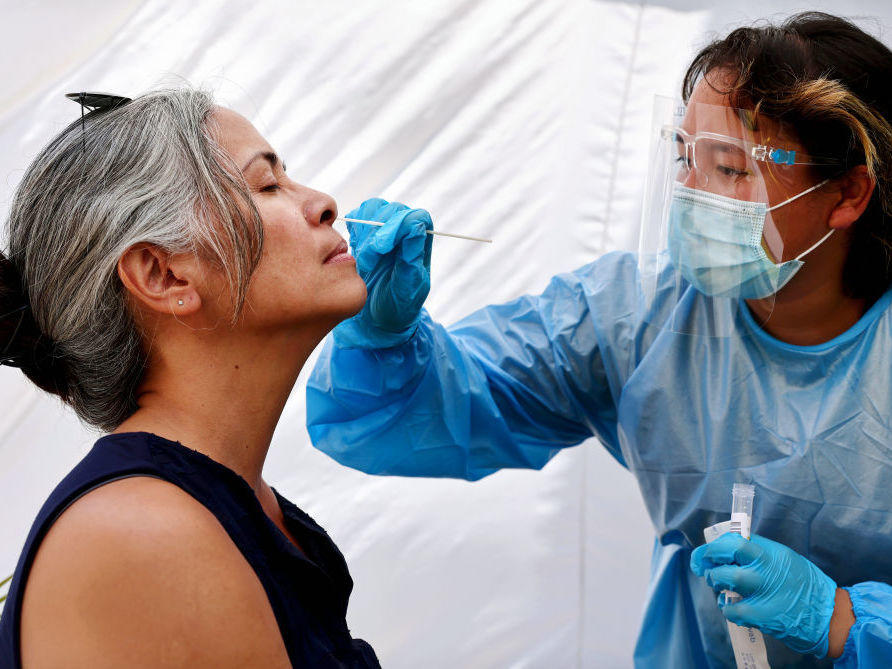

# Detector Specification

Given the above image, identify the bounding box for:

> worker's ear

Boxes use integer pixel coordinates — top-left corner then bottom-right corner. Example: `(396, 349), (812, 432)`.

(827, 166), (874, 231)
(117, 244), (203, 316)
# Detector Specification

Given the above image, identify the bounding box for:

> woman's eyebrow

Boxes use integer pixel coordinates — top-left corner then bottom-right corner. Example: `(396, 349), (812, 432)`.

(241, 150), (279, 173)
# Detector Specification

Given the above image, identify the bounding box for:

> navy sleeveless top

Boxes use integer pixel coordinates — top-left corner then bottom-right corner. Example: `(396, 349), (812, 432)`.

(0, 432), (380, 668)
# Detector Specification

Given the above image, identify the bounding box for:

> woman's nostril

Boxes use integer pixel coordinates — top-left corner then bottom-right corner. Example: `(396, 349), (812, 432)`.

(320, 209), (334, 224)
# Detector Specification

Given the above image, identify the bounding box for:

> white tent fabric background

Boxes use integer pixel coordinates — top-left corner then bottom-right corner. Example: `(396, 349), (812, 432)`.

(1, 2), (890, 667)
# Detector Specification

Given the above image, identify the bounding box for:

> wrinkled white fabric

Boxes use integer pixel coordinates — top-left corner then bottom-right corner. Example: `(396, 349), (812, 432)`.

(1, 2), (890, 666)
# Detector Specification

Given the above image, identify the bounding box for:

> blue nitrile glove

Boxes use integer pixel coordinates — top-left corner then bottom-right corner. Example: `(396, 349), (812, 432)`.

(333, 198), (433, 348)
(690, 532), (838, 657)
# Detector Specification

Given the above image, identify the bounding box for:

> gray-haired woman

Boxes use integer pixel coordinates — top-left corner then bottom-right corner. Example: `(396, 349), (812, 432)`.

(0, 89), (412, 667)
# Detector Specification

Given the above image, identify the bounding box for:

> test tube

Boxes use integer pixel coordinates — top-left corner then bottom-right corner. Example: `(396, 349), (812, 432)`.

(723, 483), (756, 607)
(730, 483), (755, 540)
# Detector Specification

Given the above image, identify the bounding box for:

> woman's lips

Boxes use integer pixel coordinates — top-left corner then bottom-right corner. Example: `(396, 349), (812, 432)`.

(324, 240), (354, 264)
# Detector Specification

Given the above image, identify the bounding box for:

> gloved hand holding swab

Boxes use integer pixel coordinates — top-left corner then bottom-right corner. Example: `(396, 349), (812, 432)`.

(333, 199), (439, 349)
(335, 217), (492, 243)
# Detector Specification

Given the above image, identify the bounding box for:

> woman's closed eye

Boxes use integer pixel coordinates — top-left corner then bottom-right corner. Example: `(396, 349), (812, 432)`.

(258, 164), (287, 193)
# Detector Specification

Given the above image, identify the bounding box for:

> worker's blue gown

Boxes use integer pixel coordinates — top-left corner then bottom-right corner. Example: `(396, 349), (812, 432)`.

(308, 251), (892, 668)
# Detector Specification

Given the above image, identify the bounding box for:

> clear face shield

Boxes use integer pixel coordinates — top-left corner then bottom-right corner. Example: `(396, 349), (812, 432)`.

(638, 96), (838, 336)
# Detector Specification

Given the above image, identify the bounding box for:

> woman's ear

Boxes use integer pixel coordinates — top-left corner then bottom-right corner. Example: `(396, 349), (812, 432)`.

(828, 165), (875, 231)
(117, 244), (202, 316)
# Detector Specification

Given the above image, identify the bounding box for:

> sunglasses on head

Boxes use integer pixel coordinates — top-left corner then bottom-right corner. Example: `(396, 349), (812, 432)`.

(64, 92), (132, 149)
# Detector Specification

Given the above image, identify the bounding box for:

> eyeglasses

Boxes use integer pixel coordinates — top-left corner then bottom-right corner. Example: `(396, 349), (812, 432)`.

(659, 125), (841, 189)
(660, 126), (840, 168)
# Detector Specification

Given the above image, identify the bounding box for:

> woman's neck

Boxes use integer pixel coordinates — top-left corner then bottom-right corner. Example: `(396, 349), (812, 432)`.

(115, 326), (318, 493)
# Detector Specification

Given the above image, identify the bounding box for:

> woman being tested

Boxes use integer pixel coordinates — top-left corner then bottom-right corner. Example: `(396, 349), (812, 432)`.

(308, 13), (892, 667)
(0, 89), (390, 667)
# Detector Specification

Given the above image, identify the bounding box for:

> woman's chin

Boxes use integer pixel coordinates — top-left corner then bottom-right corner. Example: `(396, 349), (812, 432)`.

(344, 278), (368, 316)
(322, 281), (368, 324)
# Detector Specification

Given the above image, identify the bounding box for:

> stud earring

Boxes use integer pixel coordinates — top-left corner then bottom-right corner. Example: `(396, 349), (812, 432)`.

(177, 299), (184, 306)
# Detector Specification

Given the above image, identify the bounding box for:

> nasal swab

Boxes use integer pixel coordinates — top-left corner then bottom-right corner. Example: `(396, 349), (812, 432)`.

(335, 217), (493, 244)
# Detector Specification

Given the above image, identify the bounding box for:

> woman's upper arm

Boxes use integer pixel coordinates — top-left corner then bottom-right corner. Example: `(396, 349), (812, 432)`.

(20, 477), (291, 669)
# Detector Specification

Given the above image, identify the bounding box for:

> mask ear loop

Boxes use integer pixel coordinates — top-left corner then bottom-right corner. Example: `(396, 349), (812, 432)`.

(766, 178), (834, 262)
(793, 228), (835, 262)
(766, 178), (830, 212)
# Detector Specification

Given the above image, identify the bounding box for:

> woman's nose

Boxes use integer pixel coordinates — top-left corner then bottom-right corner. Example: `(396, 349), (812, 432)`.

(305, 190), (338, 227)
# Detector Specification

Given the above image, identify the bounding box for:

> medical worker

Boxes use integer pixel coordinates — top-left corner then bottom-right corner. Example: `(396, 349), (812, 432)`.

(308, 12), (892, 668)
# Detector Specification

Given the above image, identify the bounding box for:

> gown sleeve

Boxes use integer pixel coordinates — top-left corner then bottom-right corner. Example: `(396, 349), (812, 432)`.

(306, 251), (647, 480)
(834, 582), (892, 668)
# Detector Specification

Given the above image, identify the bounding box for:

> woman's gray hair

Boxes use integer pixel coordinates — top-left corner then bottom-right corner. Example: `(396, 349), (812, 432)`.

(4, 88), (263, 431)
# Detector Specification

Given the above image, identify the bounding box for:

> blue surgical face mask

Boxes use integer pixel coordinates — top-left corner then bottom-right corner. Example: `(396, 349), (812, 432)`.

(667, 180), (832, 299)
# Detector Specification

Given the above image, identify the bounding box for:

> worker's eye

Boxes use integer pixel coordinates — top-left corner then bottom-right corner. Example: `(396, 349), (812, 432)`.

(716, 165), (750, 178)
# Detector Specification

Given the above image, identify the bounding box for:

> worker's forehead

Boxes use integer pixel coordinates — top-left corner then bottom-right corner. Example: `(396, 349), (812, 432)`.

(682, 83), (748, 136)
(683, 75), (793, 144)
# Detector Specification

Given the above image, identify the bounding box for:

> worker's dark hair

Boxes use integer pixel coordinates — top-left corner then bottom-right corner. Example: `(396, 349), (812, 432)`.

(683, 12), (892, 304)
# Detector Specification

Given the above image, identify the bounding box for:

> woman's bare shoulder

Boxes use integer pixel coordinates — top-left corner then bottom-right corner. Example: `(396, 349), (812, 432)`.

(19, 476), (290, 668)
